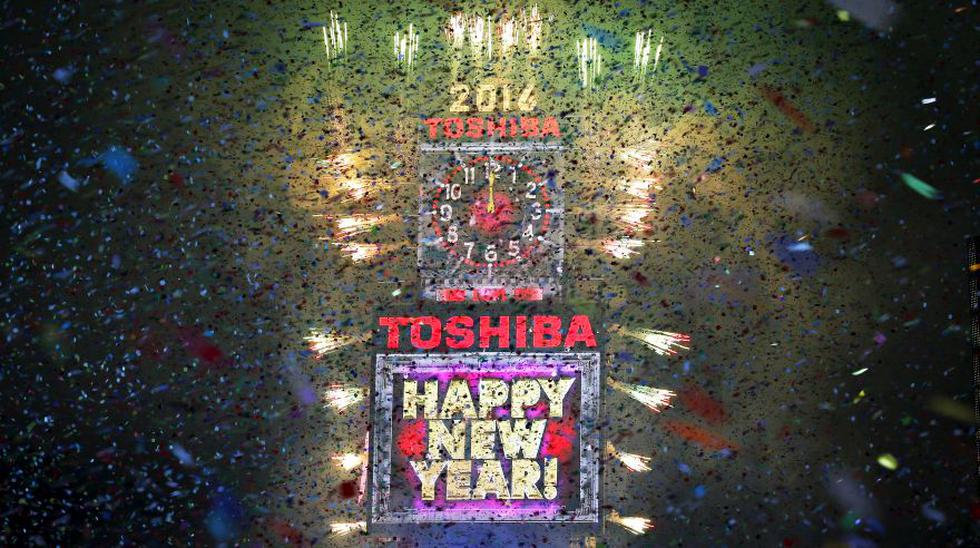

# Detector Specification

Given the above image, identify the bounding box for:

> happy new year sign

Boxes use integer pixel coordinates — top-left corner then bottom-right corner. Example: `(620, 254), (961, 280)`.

(369, 352), (600, 527)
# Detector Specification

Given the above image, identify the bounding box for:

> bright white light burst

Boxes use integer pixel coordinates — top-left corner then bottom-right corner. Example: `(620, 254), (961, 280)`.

(329, 521), (366, 537)
(602, 238), (645, 259)
(303, 329), (370, 357)
(333, 453), (364, 471)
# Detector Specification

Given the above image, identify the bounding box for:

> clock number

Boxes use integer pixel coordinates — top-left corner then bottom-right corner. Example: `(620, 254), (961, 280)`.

(448, 183), (462, 200)
(484, 244), (497, 262)
(525, 181), (537, 198)
(531, 202), (542, 220)
(446, 224), (459, 243)
(522, 224), (534, 239)
(507, 240), (520, 257)
(464, 241), (475, 260)
(450, 84), (470, 112)
(464, 167), (475, 185)
(439, 204), (453, 221)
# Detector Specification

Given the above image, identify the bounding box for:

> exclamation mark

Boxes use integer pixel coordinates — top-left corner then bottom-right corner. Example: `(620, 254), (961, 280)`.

(543, 457), (558, 499)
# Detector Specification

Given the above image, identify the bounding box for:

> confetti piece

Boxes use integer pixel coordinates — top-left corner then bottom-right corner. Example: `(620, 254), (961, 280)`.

(662, 419), (738, 451)
(900, 172), (943, 200)
(876, 453), (898, 470)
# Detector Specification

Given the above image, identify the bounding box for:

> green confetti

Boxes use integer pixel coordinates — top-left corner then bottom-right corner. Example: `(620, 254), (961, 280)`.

(900, 172), (943, 200)
(877, 453), (898, 470)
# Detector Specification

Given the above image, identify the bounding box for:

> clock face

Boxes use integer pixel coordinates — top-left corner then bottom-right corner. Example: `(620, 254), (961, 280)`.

(431, 155), (550, 273)
(418, 152), (564, 300)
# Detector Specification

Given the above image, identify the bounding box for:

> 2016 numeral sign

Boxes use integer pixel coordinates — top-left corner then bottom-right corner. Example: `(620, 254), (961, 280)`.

(450, 81), (537, 113)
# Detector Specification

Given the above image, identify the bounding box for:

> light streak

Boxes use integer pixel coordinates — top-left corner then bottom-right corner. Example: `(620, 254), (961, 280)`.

(394, 24), (420, 69)
(634, 30), (654, 76)
(323, 384), (367, 412)
(614, 325), (691, 356)
(607, 510), (654, 535)
(304, 329), (371, 357)
(576, 37), (602, 89)
(358, 431), (369, 504)
(322, 11), (348, 60)
(329, 521), (366, 537)
(608, 378), (675, 413)
(607, 442), (652, 472)
(653, 35), (664, 72)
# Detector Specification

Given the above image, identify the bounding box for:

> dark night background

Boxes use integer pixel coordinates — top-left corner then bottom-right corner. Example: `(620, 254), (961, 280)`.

(1, 0), (977, 546)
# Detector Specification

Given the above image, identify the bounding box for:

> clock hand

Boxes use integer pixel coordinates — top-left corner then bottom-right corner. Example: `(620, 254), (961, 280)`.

(486, 170), (496, 213)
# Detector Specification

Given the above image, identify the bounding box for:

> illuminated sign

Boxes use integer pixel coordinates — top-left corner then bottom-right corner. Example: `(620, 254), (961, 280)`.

(368, 352), (600, 526)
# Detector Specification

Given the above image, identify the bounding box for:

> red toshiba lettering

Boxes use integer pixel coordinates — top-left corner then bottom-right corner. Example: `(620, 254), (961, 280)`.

(532, 315), (562, 348)
(444, 118), (465, 139)
(422, 118), (442, 139)
(466, 117), (483, 138)
(540, 116), (561, 137)
(379, 316), (411, 349)
(445, 316), (475, 349)
(520, 117), (539, 137)
(410, 316), (442, 350)
(487, 118), (507, 138)
(564, 314), (597, 348)
(515, 315), (528, 348)
(479, 315), (510, 349)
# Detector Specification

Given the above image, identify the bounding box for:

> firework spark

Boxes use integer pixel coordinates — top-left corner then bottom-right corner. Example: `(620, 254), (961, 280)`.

(332, 452), (364, 471)
(653, 35), (664, 72)
(612, 205), (653, 232)
(336, 243), (397, 263)
(601, 238), (645, 259)
(323, 384), (367, 412)
(323, 213), (399, 239)
(394, 24), (420, 69)
(620, 142), (659, 168)
(608, 378), (676, 413)
(620, 178), (659, 200)
(634, 30), (654, 76)
(329, 521), (366, 537)
(607, 442), (652, 472)
(608, 510), (654, 535)
(304, 329), (370, 357)
(447, 7), (542, 58)
(577, 37), (602, 89)
(614, 325), (691, 356)
(322, 11), (348, 60)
